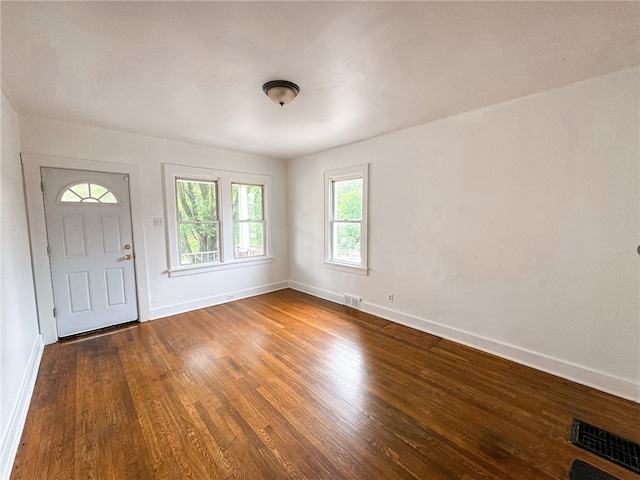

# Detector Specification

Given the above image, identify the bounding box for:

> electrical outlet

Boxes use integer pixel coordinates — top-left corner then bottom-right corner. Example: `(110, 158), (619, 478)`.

(153, 217), (164, 226)
(387, 294), (394, 303)
(227, 294), (235, 300)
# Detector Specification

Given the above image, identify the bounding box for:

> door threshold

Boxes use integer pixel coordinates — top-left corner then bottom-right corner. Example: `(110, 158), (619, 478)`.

(59, 320), (139, 343)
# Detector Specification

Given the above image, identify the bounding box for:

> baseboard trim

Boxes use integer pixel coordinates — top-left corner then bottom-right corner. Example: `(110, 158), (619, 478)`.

(0, 334), (44, 480)
(288, 281), (639, 403)
(288, 281), (344, 305)
(148, 281), (290, 319)
(364, 301), (639, 402)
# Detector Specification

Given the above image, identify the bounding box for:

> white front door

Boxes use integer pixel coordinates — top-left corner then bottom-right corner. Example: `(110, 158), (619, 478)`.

(42, 168), (138, 337)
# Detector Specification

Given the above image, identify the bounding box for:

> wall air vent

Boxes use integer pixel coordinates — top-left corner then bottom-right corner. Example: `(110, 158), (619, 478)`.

(343, 294), (361, 310)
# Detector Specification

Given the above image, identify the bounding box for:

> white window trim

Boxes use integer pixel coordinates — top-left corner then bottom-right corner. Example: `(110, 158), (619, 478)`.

(324, 163), (368, 276)
(163, 163), (273, 277)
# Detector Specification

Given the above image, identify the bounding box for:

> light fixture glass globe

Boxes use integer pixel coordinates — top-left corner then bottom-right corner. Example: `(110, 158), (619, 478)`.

(262, 80), (300, 106)
(267, 86), (296, 106)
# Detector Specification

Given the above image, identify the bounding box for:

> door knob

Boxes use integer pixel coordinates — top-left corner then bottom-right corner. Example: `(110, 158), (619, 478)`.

(124, 244), (131, 250)
(124, 254), (132, 260)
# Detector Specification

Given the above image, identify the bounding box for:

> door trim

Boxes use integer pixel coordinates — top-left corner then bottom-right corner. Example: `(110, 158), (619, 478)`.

(22, 154), (150, 344)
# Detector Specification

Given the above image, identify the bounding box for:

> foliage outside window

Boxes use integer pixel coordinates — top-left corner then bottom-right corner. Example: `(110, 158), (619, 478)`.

(332, 179), (362, 263)
(164, 164), (273, 276)
(176, 179), (219, 265)
(325, 164), (368, 274)
(232, 184), (265, 258)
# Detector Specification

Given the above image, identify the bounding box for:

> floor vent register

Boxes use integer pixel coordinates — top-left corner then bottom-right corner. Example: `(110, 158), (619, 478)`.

(571, 419), (640, 475)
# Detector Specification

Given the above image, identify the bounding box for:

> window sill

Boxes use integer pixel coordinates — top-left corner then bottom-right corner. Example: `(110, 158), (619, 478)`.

(324, 261), (369, 276)
(168, 256), (274, 277)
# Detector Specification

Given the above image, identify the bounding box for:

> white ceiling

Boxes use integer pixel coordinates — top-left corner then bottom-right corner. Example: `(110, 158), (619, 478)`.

(2, 2), (639, 160)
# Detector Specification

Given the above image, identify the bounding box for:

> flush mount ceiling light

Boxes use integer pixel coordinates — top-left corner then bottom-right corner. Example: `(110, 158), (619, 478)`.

(262, 80), (300, 106)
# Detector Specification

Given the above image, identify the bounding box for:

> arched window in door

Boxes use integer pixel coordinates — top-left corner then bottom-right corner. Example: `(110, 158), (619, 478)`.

(59, 182), (119, 204)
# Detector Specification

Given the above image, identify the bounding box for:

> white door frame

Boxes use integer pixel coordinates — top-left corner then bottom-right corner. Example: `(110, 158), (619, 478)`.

(22, 154), (150, 344)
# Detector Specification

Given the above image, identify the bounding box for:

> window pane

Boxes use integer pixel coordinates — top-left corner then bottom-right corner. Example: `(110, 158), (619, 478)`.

(61, 190), (82, 202)
(232, 184), (263, 221)
(71, 183), (90, 198)
(234, 222), (264, 258)
(90, 184), (108, 198)
(332, 222), (361, 264)
(61, 182), (119, 204)
(178, 223), (219, 265)
(334, 179), (362, 221)
(176, 180), (217, 222)
(99, 191), (118, 204)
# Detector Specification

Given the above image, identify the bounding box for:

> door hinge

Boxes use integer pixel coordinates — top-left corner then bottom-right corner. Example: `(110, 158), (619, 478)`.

(40, 180), (44, 193)
(53, 307), (57, 317)
(19, 152), (24, 165)
(47, 245), (51, 256)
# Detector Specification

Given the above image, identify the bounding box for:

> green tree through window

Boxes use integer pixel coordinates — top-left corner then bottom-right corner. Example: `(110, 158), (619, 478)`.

(176, 179), (219, 265)
(332, 178), (363, 263)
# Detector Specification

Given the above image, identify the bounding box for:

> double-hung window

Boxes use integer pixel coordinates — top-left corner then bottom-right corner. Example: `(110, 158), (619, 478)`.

(176, 179), (220, 265)
(164, 164), (272, 276)
(325, 164), (368, 275)
(232, 183), (265, 258)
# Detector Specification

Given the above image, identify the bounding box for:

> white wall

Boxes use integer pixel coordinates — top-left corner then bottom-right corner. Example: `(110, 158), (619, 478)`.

(19, 117), (289, 344)
(0, 92), (43, 479)
(9, 68), (640, 420)
(288, 68), (640, 401)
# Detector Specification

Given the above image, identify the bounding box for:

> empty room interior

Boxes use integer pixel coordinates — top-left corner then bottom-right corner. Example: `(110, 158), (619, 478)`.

(1, 2), (639, 479)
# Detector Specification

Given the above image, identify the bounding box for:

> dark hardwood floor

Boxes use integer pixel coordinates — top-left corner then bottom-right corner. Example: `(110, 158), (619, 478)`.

(11, 289), (640, 479)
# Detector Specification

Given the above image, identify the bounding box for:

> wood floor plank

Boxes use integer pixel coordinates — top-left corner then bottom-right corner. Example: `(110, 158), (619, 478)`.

(11, 289), (640, 480)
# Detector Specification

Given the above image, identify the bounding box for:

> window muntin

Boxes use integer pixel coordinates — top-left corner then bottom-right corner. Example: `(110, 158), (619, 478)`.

(325, 164), (368, 274)
(59, 182), (118, 204)
(175, 179), (220, 265)
(232, 183), (265, 258)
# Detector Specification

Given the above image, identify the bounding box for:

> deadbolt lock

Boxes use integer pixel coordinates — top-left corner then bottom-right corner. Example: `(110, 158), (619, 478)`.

(124, 244), (131, 250)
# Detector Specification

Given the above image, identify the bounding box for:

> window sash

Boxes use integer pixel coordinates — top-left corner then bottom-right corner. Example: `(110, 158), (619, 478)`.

(177, 220), (220, 266)
(232, 183), (264, 222)
(330, 220), (362, 265)
(176, 178), (219, 222)
(233, 220), (265, 258)
(332, 178), (363, 221)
